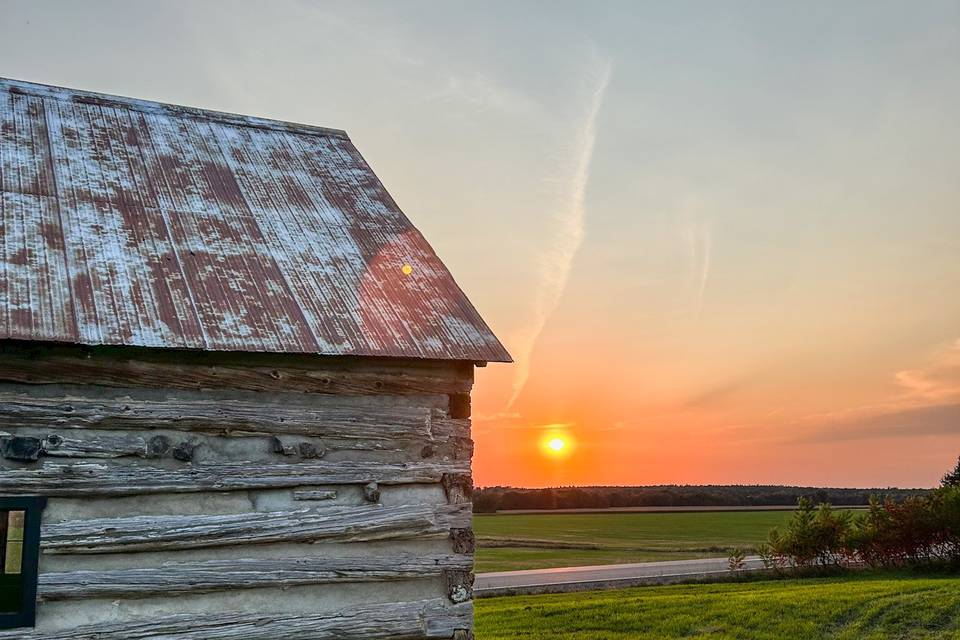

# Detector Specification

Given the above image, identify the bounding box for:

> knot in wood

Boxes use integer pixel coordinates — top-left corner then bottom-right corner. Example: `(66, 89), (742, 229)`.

(171, 440), (198, 462)
(363, 482), (381, 503)
(147, 435), (172, 458)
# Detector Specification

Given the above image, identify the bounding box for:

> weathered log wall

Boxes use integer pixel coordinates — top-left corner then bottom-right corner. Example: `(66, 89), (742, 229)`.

(0, 342), (476, 639)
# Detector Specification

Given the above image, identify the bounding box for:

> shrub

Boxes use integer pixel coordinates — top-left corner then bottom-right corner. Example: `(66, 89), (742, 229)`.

(846, 495), (946, 567)
(763, 498), (854, 568)
(728, 547), (747, 573)
(757, 541), (780, 571)
(764, 456), (960, 571)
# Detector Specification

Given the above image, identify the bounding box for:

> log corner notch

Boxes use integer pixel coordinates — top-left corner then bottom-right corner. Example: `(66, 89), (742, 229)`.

(447, 393), (471, 419)
(442, 473), (473, 504)
(443, 570), (474, 604)
(449, 528), (475, 555)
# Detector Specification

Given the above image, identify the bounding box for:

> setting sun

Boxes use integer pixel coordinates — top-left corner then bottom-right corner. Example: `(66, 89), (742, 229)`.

(541, 431), (574, 459)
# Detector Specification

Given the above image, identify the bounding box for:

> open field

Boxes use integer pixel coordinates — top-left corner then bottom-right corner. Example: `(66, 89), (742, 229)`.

(474, 510), (796, 572)
(475, 572), (960, 639)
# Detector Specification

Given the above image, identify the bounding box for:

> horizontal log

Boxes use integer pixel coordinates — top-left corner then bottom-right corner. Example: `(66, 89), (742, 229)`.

(0, 459), (470, 496)
(38, 554), (473, 600)
(431, 416), (470, 440)
(293, 489), (337, 501)
(42, 503), (471, 553)
(430, 417), (474, 462)
(0, 431), (181, 460)
(0, 597), (472, 639)
(0, 342), (473, 396)
(0, 427), (397, 466)
(0, 385), (435, 442)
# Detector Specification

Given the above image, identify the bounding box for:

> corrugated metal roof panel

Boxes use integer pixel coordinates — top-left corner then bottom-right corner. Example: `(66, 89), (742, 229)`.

(0, 77), (510, 362)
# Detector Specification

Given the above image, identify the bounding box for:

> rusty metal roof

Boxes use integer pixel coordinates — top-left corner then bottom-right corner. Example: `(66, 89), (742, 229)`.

(0, 77), (510, 362)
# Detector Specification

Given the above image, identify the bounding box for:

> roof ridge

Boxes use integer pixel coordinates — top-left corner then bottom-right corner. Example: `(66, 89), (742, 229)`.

(0, 76), (350, 140)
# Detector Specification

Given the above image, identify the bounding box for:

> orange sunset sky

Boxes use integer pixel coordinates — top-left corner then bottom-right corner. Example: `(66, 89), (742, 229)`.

(3, 1), (958, 488)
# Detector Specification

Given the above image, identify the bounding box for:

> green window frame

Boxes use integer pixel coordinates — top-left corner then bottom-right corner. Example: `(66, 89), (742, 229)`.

(0, 496), (46, 630)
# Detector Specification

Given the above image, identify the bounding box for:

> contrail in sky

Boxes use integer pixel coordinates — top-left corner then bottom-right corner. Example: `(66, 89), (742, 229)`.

(697, 227), (711, 313)
(508, 58), (613, 408)
(678, 206), (712, 316)
(691, 220), (712, 315)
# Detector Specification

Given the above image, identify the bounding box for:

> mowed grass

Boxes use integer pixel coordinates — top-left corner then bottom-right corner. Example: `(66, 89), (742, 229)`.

(475, 573), (960, 639)
(474, 511), (794, 572)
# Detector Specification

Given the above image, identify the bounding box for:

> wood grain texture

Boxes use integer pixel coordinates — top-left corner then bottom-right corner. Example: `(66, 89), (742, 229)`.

(38, 554), (474, 600)
(0, 385), (435, 441)
(42, 503), (472, 553)
(0, 459), (470, 496)
(0, 431), (181, 460)
(0, 597), (472, 639)
(292, 489), (337, 501)
(0, 343), (474, 395)
(0, 426), (389, 465)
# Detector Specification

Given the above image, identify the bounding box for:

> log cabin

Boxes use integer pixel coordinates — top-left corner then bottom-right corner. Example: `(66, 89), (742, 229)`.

(0, 76), (509, 639)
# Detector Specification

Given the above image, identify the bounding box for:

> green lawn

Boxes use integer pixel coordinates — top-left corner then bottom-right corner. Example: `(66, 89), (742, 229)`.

(474, 511), (796, 572)
(475, 573), (960, 639)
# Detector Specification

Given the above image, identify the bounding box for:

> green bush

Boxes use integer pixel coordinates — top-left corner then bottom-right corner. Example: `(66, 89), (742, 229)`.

(762, 498), (854, 569)
(847, 495), (946, 567)
(728, 547), (747, 573)
(763, 458), (960, 570)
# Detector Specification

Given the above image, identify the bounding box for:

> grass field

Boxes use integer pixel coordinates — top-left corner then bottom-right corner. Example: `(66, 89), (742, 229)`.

(474, 510), (795, 572)
(475, 572), (960, 639)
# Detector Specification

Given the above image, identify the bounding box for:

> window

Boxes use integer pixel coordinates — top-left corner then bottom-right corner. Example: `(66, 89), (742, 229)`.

(0, 497), (45, 630)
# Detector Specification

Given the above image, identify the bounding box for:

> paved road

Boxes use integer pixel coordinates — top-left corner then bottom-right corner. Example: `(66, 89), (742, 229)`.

(475, 556), (766, 597)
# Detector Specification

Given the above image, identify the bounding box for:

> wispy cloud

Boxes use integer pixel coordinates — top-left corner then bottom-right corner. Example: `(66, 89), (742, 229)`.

(797, 403), (960, 444)
(796, 338), (960, 443)
(894, 338), (960, 405)
(473, 411), (522, 423)
(430, 72), (539, 116)
(508, 54), (614, 407)
(477, 419), (577, 433)
(678, 202), (713, 316)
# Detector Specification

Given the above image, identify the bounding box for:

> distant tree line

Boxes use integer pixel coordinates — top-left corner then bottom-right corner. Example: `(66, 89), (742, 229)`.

(473, 485), (931, 513)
